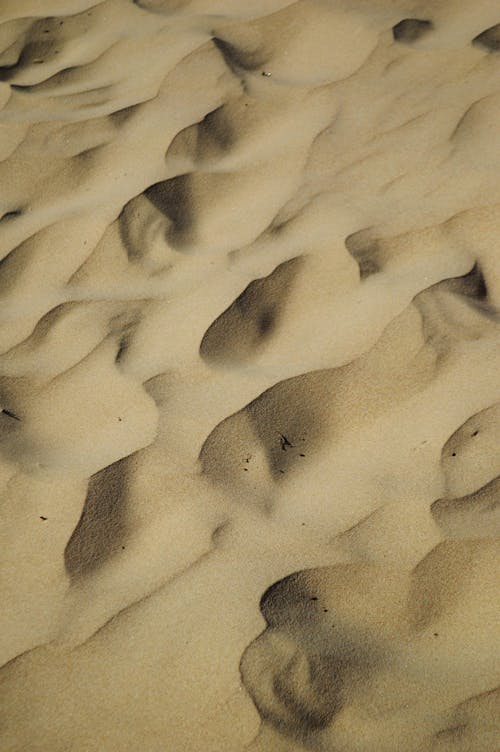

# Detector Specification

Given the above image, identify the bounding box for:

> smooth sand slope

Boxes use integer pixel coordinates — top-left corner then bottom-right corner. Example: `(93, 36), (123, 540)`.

(0, 1), (499, 750)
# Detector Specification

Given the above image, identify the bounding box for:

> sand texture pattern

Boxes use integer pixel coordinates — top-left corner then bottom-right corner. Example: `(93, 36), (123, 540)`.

(0, 1), (499, 750)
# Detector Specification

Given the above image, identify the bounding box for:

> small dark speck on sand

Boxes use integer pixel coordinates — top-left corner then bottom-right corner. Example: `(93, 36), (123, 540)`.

(310, 597), (318, 601)
(451, 452), (456, 457)
(244, 468), (248, 471)
(40, 516), (47, 521)
(471, 430), (479, 437)
(433, 633), (439, 637)
(323, 609), (328, 613)
(262, 71), (271, 77)
(118, 417), (122, 422)
(279, 469), (285, 474)
(299, 453), (305, 457)
(121, 546), (125, 550)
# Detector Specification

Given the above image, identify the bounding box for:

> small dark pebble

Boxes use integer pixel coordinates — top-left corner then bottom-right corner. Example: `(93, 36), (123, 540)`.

(323, 609), (328, 613)
(121, 546), (125, 550)
(310, 597), (318, 601)
(244, 468), (248, 471)
(40, 516), (47, 521)
(471, 430), (479, 437)
(299, 453), (305, 457)
(451, 452), (456, 457)
(262, 71), (271, 77)
(118, 417), (122, 422)
(279, 469), (285, 474)
(433, 633), (439, 637)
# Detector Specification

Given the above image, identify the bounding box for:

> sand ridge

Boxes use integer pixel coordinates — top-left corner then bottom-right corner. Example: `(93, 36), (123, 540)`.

(0, 1), (499, 750)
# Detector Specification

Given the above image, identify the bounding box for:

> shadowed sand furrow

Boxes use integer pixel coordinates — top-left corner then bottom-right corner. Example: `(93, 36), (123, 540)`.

(0, 1), (499, 751)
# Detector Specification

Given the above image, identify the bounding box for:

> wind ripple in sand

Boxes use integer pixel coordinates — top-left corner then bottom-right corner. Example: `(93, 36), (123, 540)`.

(0, 1), (499, 751)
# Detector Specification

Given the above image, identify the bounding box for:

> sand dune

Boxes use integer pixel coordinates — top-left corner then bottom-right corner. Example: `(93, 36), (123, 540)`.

(242, 540), (499, 751)
(0, 1), (499, 750)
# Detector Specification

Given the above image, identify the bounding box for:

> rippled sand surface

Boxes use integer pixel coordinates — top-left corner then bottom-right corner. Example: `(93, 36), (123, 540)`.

(0, 2), (499, 750)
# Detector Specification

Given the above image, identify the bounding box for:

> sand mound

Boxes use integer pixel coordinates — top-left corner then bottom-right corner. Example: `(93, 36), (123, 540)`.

(0, 1), (498, 750)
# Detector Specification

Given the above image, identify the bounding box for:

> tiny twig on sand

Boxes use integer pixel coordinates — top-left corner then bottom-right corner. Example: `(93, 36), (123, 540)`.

(278, 433), (294, 451)
(2, 408), (21, 421)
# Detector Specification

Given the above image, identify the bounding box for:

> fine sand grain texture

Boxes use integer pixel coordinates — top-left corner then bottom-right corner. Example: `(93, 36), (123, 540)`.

(0, 1), (499, 751)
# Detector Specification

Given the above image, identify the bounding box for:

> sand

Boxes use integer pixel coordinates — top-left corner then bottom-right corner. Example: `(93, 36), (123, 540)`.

(0, 1), (498, 750)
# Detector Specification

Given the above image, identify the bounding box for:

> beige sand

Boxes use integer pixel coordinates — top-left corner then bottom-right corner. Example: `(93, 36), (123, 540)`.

(0, 1), (499, 750)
